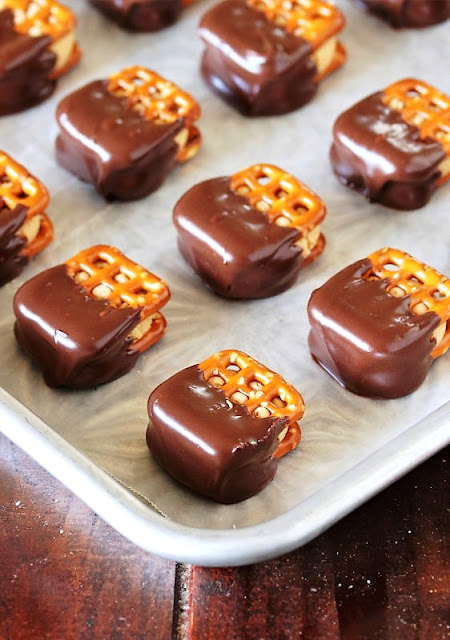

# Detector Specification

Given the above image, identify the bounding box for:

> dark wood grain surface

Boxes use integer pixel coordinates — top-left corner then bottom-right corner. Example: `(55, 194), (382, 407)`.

(0, 433), (448, 640)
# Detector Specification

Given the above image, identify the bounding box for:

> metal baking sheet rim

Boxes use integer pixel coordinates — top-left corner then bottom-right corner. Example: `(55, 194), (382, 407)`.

(1, 387), (448, 567)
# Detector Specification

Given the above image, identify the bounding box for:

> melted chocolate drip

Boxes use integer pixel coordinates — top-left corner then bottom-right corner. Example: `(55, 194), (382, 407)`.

(173, 176), (302, 298)
(307, 258), (441, 399)
(360, 0), (450, 28)
(55, 80), (183, 201)
(0, 201), (28, 286)
(198, 0), (317, 116)
(89, 0), (182, 32)
(14, 264), (142, 388)
(330, 92), (445, 210)
(146, 365), (287, 503)
(0, 9), (56, 115)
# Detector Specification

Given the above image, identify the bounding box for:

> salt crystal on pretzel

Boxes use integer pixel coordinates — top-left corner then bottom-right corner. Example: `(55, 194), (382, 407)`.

(173, 164), (326, 298)
(308, 248), (449, 398)
(89, 0), (194, 32)
(0, 0), (80, 76)
(198, 0), (345, 116)
(0, 151), (53, 285)
(330, 78), (449, 210)
(146, 350), (305, 503)
(56, 66), (201, 200)
(14, 245), (170, 388)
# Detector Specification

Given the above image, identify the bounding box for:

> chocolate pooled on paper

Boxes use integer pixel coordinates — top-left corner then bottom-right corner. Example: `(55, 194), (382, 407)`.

(173, 164), (326, 299)
(307, 249), (450, 399)
(146, 350), (304, 503)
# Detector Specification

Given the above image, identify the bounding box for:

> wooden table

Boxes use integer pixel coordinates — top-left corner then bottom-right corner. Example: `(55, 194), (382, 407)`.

(0, 433), (448, 640)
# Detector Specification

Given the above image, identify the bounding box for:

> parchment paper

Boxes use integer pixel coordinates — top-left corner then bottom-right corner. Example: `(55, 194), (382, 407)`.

(0, 0), (448, 530)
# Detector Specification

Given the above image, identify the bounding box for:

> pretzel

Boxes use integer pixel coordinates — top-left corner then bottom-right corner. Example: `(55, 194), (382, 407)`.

(230, 164), (326, 261)
(107, 66), (201, 163)
(382, 79), (450, 185)
(246, 0), (345, 78)
(366, 248), (450, 359)
(65, 245), (170, 354)
(1, 0), (80, 77)
(0, 151), (53, 258)
(199, 349), (304, 458)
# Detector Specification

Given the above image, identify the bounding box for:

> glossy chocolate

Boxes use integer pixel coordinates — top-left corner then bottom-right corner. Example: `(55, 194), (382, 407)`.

(146, 365), (288, 503)
(330, 92), (446, 210)
(0, 201), (27, 285)
(307, 258), (441, 398)
(14, 264), (142, 388)
(198, 0), (317, 116)
(0, 9), (56, 116)
(55, 80), (183, 201)
(89, 0), (182, 31)
(359, 0), (450, 28)
(173, 176), (303, 299)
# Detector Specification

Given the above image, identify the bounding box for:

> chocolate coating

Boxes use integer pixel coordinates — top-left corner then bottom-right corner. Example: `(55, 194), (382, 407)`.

(0, 201), (28, 286)
(0, 9), (56, 116)
(146, 365), (288, 503)
(359, 0), (450, 28)
(55, 80), (183, 201)
(198, 0), (317, 116)
(307, 258), (441, 398)
(14, 264), (142, 388)
(89, 0), (182, 31)
(330, 92), (446, 210)
(173, 176), (303, 298)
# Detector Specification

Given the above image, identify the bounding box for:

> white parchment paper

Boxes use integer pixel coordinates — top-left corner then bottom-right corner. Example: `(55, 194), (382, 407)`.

(0, 0), (448, 530)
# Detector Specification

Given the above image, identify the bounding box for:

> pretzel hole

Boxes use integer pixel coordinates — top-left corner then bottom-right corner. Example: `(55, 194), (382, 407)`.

(226, 363), (241, 373)
(256, 200), (270, 212)
(406, 89), (421, 98)
(74, 271), (89, 284)
(293, 203), (308, 213)
(132, 76), (145, 87)
(15, 190), (27, 199)
(230, 391), (248, 404)
(272, 396), (286, 408)
(384, 262), (399, 271)
(408, 276), (423, 285)
(432, 289), (447, 300)
(274, 216), (291, 227)
(256, 174), (271, 185)
(114, 272), (130, 284)
(412, 302), (428, 315)
(388, 98), (404, 111)
(207, 375), (225, 388)
(253, 406), (271, 418)
(95, 260), (109, 269)
(0, 174), (12, 185)
(436, 128), (450, 140)
(249, 379), (263, 390)
(389, 286), (406, 298)
(429, 100), (445, 112)
(92, 283), (112, 300)
(275, 189), (288, 199)
(236, 185), (250, 196)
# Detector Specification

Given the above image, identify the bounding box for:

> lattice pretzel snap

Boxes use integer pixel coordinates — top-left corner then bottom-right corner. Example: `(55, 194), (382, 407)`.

(382, 79), (450, 185)
(107, 66), (201, 163)
(0, 151), (53, 258)
(199, 349), (305, 458)
(246, 0), (346, 78)
(231, 164), (326, 263)
(1, 0), (81, 77)
(366, 248), (450, 359)
(65, 245), (170, 354)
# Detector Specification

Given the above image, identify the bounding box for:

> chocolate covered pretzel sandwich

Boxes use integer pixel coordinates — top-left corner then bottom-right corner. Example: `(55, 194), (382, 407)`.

(198, 0), (346, 116)
(89, 0), (195, 32)
(308, 248), (449, 398)
(0, 151), (53, 285)
(14, 245), (170, 388)
(146, 349), (305, 503)
(358, 0), (450, 29)
(0, 0), (80, 114)
(56, 66), (201, 200)
(173, 163), (326, 298)
(330, 79), (450, 209)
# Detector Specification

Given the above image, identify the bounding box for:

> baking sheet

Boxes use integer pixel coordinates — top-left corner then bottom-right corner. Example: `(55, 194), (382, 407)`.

(0, 0), (449, 562)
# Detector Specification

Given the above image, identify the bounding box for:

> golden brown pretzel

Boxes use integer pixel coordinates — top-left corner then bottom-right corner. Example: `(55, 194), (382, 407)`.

(199, 349), (305, 459)
(246, 0), (345, 50)
(65, 245), (170, 353)
(231, 163), (326, 261)
(107, 66), (201, 163)
(0, 151), (53, 257)
(382, 79), (450, 185)
(3, 0), (80, 77)
(366, 248), (450, 359)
